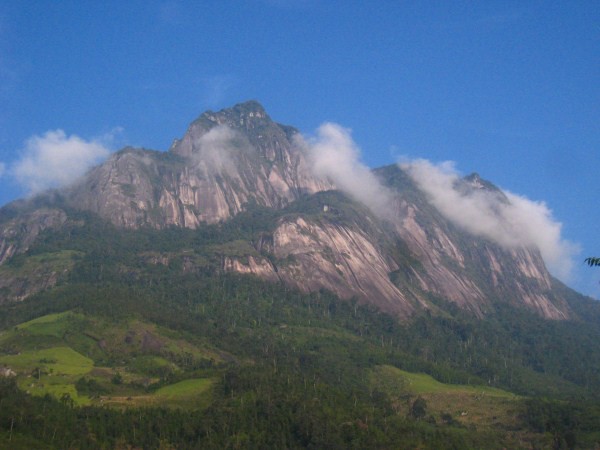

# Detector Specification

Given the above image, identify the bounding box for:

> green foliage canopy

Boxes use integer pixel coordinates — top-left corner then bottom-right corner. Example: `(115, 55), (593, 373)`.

(585, 257), (600, 267)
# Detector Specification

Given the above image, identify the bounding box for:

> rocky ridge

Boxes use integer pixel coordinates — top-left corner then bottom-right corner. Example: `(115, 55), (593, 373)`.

(65, 101), (330, 228)
(0, 101), (577, 320)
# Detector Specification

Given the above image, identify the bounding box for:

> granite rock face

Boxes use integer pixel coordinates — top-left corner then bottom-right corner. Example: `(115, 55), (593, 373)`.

(66, 101), (331, 228)
(0, 101), (576, 320)
(0, 207), (67, 265)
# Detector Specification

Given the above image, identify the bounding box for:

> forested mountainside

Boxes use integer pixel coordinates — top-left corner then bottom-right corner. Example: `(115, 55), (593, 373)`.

(0, 101), (578, 320)
(0, 101), (599, 448)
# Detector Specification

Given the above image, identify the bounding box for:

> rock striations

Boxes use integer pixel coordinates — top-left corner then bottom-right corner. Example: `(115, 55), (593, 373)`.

(65, 101), (330, 228)
(0, 101), (576, 320)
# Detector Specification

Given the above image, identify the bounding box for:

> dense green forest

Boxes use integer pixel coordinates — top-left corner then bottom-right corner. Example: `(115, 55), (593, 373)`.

(1, 202), (600, 448)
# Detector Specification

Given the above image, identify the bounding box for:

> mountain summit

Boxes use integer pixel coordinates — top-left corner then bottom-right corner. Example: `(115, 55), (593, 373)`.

(171, 100), (290, 160)
(0, 101), (581, 320)
(62, 100), (330, 229)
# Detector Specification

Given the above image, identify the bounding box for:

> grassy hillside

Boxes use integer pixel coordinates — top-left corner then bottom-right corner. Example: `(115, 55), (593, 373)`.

(370, 365), (524, 442)
(0, 273), (598, 448)
(1, 201), (600, 447)
(0, 310), (220, 414)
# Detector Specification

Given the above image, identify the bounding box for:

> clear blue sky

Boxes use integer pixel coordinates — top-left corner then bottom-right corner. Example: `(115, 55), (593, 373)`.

(0, 1), (598, 297)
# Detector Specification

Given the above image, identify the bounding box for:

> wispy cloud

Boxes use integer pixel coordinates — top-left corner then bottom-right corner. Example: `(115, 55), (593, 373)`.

(7, 130), (112, 195)
(300, 123), (393, 217)
(401, 159), (579, 281)
(200, 74), (237, 108)
(190, 125), (248, 175)
(99, 126), (125, 148)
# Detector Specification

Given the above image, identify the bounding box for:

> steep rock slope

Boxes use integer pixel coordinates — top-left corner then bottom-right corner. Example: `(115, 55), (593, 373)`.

(377, 166), (570, 319)
(65, 101), (330, 228)
(223, 195), (424, 318)
(271, 216), (412, 316)
(0, 205), (67, 265)
(0, 101), (577, 321)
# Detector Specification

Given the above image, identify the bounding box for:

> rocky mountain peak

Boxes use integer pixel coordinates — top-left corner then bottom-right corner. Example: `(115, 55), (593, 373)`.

(62, 101), (329, 229)
(464, 172), (484, 186)
(170, 100), (294, 160)
(0, 100), (579, 323)
(455, 172), (509, 204)
(463, 173), (497, 191)
(191, 100), (270, 131)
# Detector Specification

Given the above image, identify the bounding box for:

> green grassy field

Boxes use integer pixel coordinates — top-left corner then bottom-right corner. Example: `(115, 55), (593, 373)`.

(371, 365), (523, 437)
(156, 378), (214, 400)
(4, 311), (224, 369)
(0, 312), (223, 410)
(16, 311), (84, 337)
(100, 377), (215, 409)
(19, 375), (91, 406)
(156, 377), (212, 395)
(0, 346), (94, 406)
(0, 346), (93, 375)
(372, 365), (515, 397)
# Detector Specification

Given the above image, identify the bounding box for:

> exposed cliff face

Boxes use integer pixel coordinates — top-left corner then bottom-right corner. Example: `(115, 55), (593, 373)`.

(269, 216), (418, 318)
(0, 206), (72, 303)
(0, 101), (577, 321)
(221, 166), (575, 321)
(390, 198), (488, 316)
(0, 250), (79, 303)
(66, 101), (331, 228)
(389, 199), (569, 319)
(377, 166), (571, 319)
(0, 206), (67, 265)
(469, 244), (570, 320)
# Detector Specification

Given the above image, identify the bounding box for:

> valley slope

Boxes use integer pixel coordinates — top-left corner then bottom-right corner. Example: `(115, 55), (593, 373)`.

(1, 101), (600, 449)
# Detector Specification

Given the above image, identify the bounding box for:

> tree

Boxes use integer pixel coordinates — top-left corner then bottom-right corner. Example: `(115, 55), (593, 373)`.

(410, 396), (427, 420)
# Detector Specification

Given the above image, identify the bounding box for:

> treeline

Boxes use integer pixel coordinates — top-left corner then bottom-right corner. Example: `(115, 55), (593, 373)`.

(18, 201), (600, 400)
(2, 274), (600, 447)
(0, 374), (498, 450)
(2, 206), (600, 447)
(522, 398), (600, 449)
(3, 264), (600, 400)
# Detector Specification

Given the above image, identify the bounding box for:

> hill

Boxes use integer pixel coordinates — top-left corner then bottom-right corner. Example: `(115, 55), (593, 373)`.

(0, 101), (600, 448)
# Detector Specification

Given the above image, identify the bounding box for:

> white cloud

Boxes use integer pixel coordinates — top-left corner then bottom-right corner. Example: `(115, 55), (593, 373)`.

(401, 158), (579, 281)
(98, 126), (125, 148)
(191, 125), (244, 175)
(11, 130), (111, 195)
(201, 75), (237, 107)
(301, 123), (393, 217)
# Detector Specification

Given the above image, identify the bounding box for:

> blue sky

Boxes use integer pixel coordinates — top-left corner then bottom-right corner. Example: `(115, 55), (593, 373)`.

(0, 1), (598, 297)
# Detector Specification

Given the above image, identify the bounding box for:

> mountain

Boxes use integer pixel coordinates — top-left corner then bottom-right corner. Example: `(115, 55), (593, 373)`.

(0, 101), (576, 320)
(65, 100), (330, 228)
(2, 101), (600, 448)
